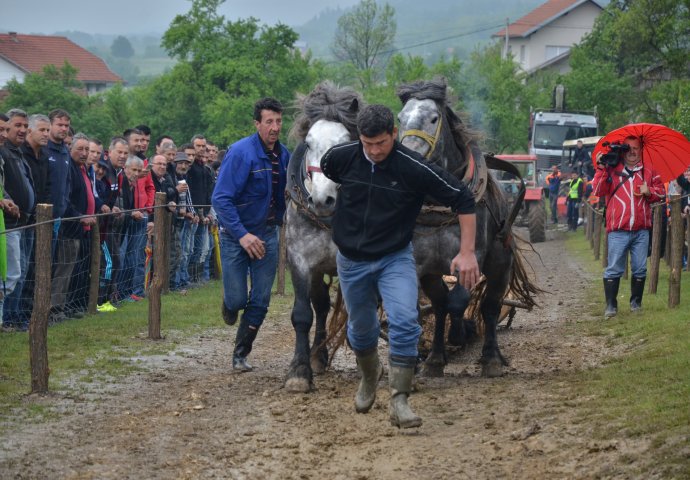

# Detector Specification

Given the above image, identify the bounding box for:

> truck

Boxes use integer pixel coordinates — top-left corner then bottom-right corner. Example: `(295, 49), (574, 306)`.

(528, 85), (598, 171)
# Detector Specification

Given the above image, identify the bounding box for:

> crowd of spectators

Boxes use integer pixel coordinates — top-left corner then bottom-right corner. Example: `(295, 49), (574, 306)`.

(0, 108), (223, 331)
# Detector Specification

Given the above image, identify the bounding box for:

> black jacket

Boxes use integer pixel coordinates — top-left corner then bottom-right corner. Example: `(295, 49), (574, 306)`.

(321, 140), (475, 261)
(1, 142), (36, 228)
(21, 142), (52, 205)
(61, 159), (96, 239)
(151, 171), (177, 222)
(187, 160), (210, 216)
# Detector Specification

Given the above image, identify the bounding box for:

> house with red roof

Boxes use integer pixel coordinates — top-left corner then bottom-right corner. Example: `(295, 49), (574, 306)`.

(0, 32), (122, 95)
(493, 0), (607, 75)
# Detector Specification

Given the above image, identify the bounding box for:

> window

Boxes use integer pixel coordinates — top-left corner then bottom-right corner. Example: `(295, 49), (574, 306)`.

(545, 45), (570, 60)
(520, 45), (526, 63)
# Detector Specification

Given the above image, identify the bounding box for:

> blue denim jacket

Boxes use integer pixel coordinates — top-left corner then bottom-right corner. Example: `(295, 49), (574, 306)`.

(212, 133), (289, 241)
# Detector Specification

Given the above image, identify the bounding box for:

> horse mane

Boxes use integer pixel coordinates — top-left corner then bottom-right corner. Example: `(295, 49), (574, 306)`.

(396, 78), (477, 156)
(289, 81), (363, 143)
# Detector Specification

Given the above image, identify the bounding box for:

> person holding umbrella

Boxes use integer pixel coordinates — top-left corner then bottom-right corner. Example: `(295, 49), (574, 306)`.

(592, 135), (665, 318)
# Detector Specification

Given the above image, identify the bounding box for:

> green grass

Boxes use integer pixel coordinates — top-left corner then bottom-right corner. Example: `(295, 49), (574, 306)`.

(0, 276), (295, 424)
(563, 232), (690, 476)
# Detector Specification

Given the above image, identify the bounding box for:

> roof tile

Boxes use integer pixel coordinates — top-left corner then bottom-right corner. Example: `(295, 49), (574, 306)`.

(495, 0), (594, 38)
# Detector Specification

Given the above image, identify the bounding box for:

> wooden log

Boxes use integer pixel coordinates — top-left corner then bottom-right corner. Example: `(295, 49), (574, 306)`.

(668, 194), (683, 308)
(664, 219), (671, 266)
(87, 221), (100, 315)
(277, 224), (287, 295)
(686, 212), (690, 272)
(648, 205), (663, 294)
(148, 194), (166, 339)
(29, 204), (53, 394)
(593, 210), (603, 261)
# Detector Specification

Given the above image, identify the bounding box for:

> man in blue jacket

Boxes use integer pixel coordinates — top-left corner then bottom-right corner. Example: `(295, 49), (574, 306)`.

(212, 98), (289, 372)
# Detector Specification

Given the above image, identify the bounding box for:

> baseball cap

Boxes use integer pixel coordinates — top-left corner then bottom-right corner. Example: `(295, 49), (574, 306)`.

(174, 152), (192, 163)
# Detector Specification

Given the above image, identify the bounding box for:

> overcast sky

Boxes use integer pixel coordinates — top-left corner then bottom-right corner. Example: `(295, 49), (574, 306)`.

(1, 0), (360, 35)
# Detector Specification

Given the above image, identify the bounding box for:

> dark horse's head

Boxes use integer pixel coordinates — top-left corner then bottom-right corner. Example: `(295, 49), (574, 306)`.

(397, 78), (476, 178)
(289, 81), (363, 216)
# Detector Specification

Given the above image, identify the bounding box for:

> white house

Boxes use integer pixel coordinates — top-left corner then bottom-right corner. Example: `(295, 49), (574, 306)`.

(493, 0), (608, 75)
(0, 32), (122, 95)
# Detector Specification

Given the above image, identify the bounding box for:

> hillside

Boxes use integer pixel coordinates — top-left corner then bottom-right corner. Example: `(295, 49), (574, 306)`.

(296, 0), (545, 61)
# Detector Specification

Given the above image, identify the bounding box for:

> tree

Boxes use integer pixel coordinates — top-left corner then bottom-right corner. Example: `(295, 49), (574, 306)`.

(110, 35), (135, 59)
(332, 0), (396, 88)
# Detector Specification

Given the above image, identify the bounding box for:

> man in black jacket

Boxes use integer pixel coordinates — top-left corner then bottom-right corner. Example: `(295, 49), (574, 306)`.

(0, 109), (36, 329)
(320, 105), (480, 428)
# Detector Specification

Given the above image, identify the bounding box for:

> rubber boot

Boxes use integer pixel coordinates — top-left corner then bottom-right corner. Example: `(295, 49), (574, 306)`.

(388, 365), (422, 428)
(630, 276), (646, 313)
(233, 317), (258, 372)
(604, 277), (620, 319)
(222, 301), (238, 326)
(354, 348), (383, 413)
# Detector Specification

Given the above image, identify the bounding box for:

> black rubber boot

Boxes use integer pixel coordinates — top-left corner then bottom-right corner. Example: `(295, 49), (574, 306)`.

(233, 317), (258, 372)
(604, 277), (620, 319)
(354, 348), (383, 413)
(222, 301), (238, 326)
(630, 276), (646, 313)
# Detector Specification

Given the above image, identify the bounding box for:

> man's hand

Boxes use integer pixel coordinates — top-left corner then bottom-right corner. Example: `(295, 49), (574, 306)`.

(176, 183), (189, 194)
(80, 216), (97, 226)
(638, 182), (650, 197)
(1, 199), (20, 218)
(146, 221), (154, 236)
(450, 250), (480, 291)
(132, 210), (144, 221)
(100, 204), (111, 214)
(239, 233), (266, 259)
(683, 205), (690, 217)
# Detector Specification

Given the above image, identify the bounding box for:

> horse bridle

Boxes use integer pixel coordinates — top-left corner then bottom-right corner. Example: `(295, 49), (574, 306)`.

(399, 114), (443, 159)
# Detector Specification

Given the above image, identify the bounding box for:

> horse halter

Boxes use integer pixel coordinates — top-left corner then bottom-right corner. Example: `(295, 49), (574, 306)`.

(400, 114), (443, 159)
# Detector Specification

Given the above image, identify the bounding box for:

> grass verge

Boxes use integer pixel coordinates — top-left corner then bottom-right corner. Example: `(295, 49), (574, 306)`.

(563, 231), (690, 476)
(0, 277), (295, 425)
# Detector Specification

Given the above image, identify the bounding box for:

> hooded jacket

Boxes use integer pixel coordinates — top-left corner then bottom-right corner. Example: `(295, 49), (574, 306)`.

(592, 161), (665, 233)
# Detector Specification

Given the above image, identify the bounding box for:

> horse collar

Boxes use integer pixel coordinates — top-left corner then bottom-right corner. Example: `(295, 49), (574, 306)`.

(400, 114), (443, 160)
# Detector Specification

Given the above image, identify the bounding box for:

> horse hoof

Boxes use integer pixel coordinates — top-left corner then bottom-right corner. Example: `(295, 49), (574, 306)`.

(421, 362), (444, 377)
(285, 376), (312, 393)
(481, 359), (504, 378)
(311, 357), (327, 375)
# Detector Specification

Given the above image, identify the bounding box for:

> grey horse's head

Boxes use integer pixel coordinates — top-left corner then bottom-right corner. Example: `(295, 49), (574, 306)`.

(290, 82), (363, 217)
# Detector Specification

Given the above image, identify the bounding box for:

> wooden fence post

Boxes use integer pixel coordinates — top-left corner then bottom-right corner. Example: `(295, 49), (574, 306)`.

(277, 224), (287, 295)
(668, 194), (683, 307)
(87, 221), (100, 314)
(686, 213), (690, 272)
(29, 204), (53, 394)
(601, 226), (608, 268)
(593, 210), (603, 261)
(648, 205), (663, 294)
(664, 220), (671, 266)
(148, 193), (166, 340)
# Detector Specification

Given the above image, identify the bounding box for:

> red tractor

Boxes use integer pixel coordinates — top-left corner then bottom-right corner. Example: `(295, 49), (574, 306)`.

(493, 154), (546, 243)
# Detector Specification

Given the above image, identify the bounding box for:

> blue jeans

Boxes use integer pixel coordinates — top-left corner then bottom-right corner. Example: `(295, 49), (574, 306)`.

(3, 228), (34, 323)
(567, 198), (579, 230)
(176, 219), (197, 288)
(336, 243), (421, 359)
(117, 218), (148, 298)
(605, 229), (649, 279)
(220, 226), (279, 328)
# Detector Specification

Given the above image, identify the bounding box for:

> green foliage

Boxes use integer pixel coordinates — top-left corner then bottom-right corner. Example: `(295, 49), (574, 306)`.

(110, 35), (135, 59)
(458, 44), (545, 153)
(332, 0), (397, 88)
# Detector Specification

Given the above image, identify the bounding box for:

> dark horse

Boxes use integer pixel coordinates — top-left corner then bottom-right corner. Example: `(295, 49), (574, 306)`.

(396, 78), (538, 377)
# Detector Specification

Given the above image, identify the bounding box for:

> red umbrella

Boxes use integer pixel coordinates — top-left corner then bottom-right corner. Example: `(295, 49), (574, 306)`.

(592, 123), (690, 182)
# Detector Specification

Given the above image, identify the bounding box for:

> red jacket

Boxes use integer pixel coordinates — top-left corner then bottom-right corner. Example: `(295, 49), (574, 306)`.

(136, 158), (155, 213)
(591, 161), (665, 233)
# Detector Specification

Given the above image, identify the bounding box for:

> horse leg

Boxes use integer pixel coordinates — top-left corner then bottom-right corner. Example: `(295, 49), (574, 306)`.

(310, 277), (330, 375)
(446, 284), (473, 348)
(479, 243), (512, 378)
(285, 271), (314, 392)
(419, 275), (448, 378)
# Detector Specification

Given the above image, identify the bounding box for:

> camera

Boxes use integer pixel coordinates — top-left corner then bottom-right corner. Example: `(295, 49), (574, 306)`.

(599, 142), (630, 167)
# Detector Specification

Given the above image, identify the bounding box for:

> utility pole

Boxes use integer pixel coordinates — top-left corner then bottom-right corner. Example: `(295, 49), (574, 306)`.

(503, 18), (510, 59)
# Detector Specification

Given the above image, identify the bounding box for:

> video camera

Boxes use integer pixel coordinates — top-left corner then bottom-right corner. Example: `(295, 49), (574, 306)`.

(599, 142), (630, 168)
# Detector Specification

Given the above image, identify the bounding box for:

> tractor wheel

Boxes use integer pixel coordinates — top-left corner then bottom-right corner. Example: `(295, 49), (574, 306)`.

(528, 197), (546, 243)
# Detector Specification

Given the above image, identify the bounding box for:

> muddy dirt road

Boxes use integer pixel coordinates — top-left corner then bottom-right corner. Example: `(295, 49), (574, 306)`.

(1, 231), (652, 479)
